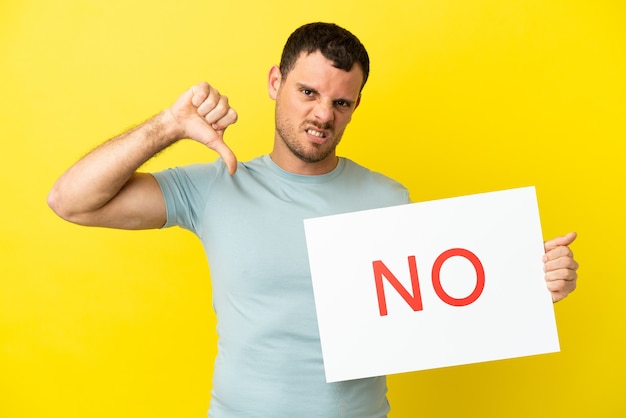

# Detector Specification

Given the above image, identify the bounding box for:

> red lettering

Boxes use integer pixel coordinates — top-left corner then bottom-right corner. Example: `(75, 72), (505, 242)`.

(373, 248), (485, 316)
(431, 248), (485, 307)
(373, 256), (423, 317)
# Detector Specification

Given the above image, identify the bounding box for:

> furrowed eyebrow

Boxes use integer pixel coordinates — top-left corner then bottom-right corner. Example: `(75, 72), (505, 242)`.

(297, 83), (318, 93)
(335, 98), (355, 108)
(296, 83), (355, 107)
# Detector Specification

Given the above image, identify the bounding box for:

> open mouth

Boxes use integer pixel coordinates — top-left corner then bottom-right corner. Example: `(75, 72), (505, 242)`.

(306, 128), (327, 138)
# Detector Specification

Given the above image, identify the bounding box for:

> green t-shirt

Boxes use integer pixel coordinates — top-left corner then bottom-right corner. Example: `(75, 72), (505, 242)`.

(153, 155), (410, 417)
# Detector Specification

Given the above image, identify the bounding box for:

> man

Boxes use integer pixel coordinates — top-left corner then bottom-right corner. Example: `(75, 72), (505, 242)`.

(48, 22), (578, 417)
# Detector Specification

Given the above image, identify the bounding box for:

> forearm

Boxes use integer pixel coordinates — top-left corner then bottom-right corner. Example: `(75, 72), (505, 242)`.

(48, 110), (178, 221)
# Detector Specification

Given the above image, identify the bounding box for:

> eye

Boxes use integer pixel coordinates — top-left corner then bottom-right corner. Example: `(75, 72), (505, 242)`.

(335, 100), (350, 108)
(302, 89), (314, 96)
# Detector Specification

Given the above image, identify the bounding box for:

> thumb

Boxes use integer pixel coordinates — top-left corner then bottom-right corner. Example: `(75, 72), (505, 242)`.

(544, 231), (577, 252)
(209, 136), (238, 175)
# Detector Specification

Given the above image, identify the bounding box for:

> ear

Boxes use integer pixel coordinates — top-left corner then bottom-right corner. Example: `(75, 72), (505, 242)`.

(268, 65), (282, 100)
(354, 94), (361, 110)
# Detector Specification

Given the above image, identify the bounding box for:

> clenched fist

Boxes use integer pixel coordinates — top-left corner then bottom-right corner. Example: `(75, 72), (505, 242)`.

(168, 82), (239, 174)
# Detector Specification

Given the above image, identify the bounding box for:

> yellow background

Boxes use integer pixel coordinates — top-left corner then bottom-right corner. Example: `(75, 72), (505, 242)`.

(1, 0), (624, 417)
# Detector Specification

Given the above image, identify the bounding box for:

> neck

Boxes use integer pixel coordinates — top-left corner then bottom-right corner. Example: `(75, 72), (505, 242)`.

(269, 149), (338, 176)
(269, 135), (340, 175)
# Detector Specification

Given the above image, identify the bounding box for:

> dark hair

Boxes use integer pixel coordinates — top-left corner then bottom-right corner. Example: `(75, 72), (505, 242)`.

(279, 22), (370, 91)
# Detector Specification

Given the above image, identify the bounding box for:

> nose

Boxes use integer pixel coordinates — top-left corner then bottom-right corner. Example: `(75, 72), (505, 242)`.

(312, 100), (334, 124)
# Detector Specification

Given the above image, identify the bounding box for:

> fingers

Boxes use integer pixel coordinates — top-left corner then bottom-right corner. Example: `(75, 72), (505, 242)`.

(190, 82), (210, 107)
(191, 84), (238, 130)
(543, 245), (576, 265)
(547, 279), (577, 303)
(208, 104), (238, 131)
(545, 265), (578, 283)
(542, 231), (579, 302)
(544, 231), (577, 252)
(546, 269), (577, 303)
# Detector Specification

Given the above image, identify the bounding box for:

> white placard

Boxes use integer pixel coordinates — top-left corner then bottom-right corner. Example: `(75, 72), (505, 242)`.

(304, 186), (559, 382)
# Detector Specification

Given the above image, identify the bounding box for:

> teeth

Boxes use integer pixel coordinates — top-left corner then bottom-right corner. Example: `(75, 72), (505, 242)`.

(307, 129), (325, 138)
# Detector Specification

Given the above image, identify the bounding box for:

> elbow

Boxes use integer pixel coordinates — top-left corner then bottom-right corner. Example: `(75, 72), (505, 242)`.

(47, 185), (67, 219)
(47, 184), (79, 223)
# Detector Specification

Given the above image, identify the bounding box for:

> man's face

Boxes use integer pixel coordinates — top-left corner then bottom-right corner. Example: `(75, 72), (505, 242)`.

(268, 51), (363, 174)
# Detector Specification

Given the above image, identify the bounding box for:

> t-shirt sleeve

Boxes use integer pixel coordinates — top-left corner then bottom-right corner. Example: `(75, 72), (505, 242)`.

(151, 161), (225, 234)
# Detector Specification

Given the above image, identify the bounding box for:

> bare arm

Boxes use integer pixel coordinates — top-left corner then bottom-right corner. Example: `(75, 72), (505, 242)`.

(47, 82), (238, 229)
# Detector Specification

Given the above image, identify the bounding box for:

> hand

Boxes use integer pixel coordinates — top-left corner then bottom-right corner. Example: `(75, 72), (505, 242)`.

(543, 232), (579, 302)
(168, 82), (239, 174)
